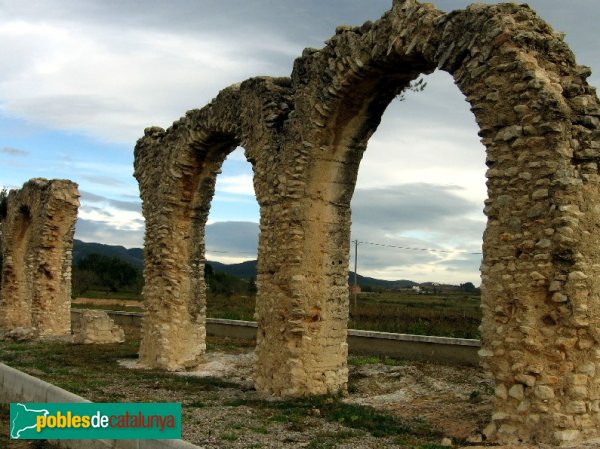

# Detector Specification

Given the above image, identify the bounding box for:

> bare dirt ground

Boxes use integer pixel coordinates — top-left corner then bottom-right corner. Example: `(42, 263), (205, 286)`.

(346, 362), (492, 440)
(6, 337), (597, 448)
(120, 347), (494, 445)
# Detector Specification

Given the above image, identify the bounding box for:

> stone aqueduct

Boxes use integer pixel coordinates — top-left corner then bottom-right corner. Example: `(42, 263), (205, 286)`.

(1, 0), (600, 445)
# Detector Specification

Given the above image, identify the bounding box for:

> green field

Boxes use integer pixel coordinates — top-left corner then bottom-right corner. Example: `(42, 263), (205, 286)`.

(74, 289), (481, 339)
(348, 291), (481, 339)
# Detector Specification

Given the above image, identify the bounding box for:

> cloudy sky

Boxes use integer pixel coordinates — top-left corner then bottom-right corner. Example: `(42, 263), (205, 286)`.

(1, 1), (598, 284)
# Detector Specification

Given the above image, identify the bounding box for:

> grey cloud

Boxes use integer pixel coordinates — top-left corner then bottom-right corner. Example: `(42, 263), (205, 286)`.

(80, 190), (106, 203)
(74, 218), (143, 249)
(205, 221), (258, 256)
(441, 254), (483, 271)
(4, 0), (594, 60)
(1, 0), (597, 145)
(81, 175), (126, 187)
(350, 183), (484, 281)
(108, 199), (142, 213)
(79, 205), (109, 215)
(11, 95), (137, 127)
(80, 190), (141, 213)
(0, 0), (388, 46)
(1, 146), (29, 157)
(351, 183), (479, 231)
(353, 237), (446, 270)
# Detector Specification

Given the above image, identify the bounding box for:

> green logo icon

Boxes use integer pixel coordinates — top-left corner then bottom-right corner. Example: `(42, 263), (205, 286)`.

(10, 403), (181, 440)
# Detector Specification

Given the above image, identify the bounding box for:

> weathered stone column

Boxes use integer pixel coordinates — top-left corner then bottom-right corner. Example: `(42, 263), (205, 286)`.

(0, 178), (79, 339)
(253, 3), (431, 398)
(134, 125), (232, 370)
(253, 144), (355, 396)
(424, 3), (600, 444)
(134, 82), (287, 370)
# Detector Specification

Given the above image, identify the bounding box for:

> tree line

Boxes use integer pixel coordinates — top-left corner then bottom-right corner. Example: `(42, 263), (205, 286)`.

(72, 253), (256, 298)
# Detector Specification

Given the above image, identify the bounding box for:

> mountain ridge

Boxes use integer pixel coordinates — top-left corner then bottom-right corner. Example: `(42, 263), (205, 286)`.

(72, 240), (425, 288)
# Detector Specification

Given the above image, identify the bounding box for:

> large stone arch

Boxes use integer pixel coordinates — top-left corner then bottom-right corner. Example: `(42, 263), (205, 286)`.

(0, 178), (79, 339)
(269, 0), (600, 444)
(136, 0), (600, 444)
(134, 77), (292, 369)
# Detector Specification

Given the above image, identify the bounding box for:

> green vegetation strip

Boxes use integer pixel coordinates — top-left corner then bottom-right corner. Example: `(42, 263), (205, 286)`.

(224, 396), (439, 439)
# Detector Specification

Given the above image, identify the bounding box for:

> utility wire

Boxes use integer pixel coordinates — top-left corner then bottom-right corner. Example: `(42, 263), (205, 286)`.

(354, 240), (482, 255)
(206, 249), (256, 255)
(207, 240), (482, 256)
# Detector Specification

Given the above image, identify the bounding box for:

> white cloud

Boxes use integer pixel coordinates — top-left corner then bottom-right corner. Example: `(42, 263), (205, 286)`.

(0, 15), (298, 144)
(357, 70), (487, 206)
(78, 208), (143, 232)
(75, 218), (143, 249)
(215, 174), (255, 195)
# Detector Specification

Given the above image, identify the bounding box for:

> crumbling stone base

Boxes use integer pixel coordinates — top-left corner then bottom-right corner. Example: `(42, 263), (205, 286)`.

(0, 178), (79, 339)
(72, 310), (125, 344)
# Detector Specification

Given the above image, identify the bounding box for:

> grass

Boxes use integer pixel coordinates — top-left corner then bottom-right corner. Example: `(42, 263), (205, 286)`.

(348, 355), (408, 366)
(348, 291), (480, 339)
(0, 338), (241, 400)
(208, 290), (482, 338)
(207, 294), (256, 322)
(224, 396), (440, 439)
(0, 333), (459, 448)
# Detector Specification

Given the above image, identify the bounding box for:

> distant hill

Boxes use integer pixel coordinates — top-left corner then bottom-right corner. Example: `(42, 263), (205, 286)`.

(73, 240), (144, 270)
(208, 260), (257, 279)
(349, 272), (417, 289)
(72, 240), (421, 287)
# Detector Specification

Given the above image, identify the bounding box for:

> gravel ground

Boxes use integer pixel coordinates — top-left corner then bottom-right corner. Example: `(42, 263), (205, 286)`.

(0, 336), (494, 449)
(116, 343), (494, 448)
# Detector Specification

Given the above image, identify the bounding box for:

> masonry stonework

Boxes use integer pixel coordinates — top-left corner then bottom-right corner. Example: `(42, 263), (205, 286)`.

(134, 1), (600, 444)
(0, 178), (79, 339)
(72, 310), (125, 344)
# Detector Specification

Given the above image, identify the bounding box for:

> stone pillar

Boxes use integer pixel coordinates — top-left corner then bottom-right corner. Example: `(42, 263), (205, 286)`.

(0, 178), (79, 339)
(472, 63), (600, 445)
(426, 2), (600, 445)
(134, 127), (231, 370)
(253, 155), (353, 396)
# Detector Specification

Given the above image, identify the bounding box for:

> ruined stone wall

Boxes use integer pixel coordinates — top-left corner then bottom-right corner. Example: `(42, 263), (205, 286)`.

(0, 178), (79, 339)
(72, 310), (125, 344)
(135, 0), (600, 444)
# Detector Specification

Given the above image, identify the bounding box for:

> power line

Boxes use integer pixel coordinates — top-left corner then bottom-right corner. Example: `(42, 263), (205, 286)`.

(206, 249), (256, 255)
(207, 240), (482, 256)
(354, 240), (482, 255)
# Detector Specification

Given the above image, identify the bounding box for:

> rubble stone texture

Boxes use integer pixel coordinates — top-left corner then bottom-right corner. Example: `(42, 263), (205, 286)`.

(134, 1), (600, 444)
(0, 178), (79, 339)
(72, 310), (125, 344)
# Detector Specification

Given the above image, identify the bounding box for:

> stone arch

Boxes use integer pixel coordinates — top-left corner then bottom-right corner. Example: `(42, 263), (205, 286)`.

(268, 0), (600, 444)
(134, 77), (292, 370)
(0, 178), (79, 339)
(136, 1), (600, 444)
